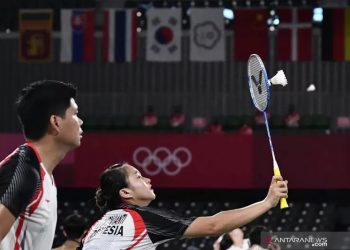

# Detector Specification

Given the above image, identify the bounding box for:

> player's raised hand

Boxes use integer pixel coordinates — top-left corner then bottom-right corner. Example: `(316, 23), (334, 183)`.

(264, 176), (288, 208)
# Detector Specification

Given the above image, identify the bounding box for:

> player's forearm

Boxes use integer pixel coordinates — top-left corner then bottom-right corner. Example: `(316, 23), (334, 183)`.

(184, 199), (272, 238)
(0, 204), (16, 242)
(185, 178), (287, 238)
(210, 199), (271, 234)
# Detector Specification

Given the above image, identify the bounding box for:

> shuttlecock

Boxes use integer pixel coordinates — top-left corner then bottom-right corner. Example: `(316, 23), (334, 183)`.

(269, 70), (288, 87)
(306, 84), (316, 92)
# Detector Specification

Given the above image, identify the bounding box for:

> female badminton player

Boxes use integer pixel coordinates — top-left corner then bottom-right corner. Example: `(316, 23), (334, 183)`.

(79, 163), (288, 250)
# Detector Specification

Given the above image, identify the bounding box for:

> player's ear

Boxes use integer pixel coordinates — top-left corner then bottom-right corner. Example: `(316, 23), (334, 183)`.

(119, 188), (132, 199)
(48, 115), (60, 135)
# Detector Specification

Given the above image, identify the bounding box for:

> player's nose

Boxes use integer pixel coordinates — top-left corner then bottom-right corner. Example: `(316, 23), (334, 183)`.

(144, 177), (151, 184)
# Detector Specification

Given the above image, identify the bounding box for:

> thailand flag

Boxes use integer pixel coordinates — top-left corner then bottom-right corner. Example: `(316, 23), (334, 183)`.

(60, 9), (95, 63)
(103, 9), (138, 63)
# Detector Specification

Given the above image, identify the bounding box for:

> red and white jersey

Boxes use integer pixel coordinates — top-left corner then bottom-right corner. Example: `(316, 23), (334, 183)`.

(0, 143), (57, 250)
(81, 205), (195, 250)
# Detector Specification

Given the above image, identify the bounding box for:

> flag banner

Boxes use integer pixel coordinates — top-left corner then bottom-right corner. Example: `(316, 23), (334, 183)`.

(233, 9), (269, 61)
(103, 9), (138, 63)
(146, 8), (181, 62)
(19, 9), (53, 63)
(190, 8), (225, 61)
(276, 8), (313, 61)
(60, 9), (95, 63)
(322, 8), (350, 61)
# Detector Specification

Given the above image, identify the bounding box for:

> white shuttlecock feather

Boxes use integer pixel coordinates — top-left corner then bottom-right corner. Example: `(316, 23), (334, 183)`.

(269, 70), (288, 87)
(307, 84), (316, 92)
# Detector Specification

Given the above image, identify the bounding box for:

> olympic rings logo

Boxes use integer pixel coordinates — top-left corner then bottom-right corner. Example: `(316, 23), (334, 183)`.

(132, 147), (192, 176)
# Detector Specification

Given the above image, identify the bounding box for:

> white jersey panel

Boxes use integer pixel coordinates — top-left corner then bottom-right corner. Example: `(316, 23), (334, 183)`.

(0, 164), (57, 250)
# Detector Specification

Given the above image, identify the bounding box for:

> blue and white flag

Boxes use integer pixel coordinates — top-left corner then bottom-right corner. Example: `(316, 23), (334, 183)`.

(103, 9), (138, 63)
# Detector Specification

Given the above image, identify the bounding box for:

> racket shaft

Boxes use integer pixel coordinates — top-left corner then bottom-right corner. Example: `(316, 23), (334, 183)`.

(265, 113), (288, 209)
(264, 112), (276, 160)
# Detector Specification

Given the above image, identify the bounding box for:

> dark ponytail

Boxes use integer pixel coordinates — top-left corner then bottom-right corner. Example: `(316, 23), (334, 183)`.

(95, 187), (107, 210)
(95, 163), (129, 211)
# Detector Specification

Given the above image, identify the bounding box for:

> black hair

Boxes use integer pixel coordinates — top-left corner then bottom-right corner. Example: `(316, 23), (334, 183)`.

(95, 163), (129, 211)
(220, 233), (234, 249)
(249, 225), (269, 246)
(63, 213), (87, 240)
(16, 80), (77, 140)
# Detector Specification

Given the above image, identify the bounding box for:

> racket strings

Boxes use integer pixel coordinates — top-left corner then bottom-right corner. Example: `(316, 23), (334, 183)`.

(248, 55), (269, 112)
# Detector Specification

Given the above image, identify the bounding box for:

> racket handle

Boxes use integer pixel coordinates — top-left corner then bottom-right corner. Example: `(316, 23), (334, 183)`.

(280, 198), (289, 209)
(273, 166), (289, 209)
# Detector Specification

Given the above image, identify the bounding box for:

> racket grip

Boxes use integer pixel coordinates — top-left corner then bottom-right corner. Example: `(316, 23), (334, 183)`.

(273, 167), (289, 209)
(280, 198), (289, 209)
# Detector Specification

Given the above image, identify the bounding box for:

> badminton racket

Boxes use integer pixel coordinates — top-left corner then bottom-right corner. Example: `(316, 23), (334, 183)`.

(247, 54), (288, 209)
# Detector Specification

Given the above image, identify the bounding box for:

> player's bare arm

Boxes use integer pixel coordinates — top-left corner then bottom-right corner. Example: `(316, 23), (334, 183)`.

(0, 204), (15, 242)
(184, 176), (288, 238)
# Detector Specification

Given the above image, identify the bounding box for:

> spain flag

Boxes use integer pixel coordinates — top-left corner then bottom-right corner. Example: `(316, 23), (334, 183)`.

(322, 8), (350, 61)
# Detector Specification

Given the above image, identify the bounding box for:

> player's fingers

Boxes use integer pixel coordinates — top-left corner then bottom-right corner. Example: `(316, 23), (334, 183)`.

(277, 181), (287, 188)
(278, 191), (288, 198)
(280, 187), (288, 193)
(272, 175), (283, 184)
(280, 190), (288, 195)
(276, 190), (288, 198)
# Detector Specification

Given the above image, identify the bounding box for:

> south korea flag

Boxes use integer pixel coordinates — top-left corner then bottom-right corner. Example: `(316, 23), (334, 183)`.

(146, 8), (181, 62)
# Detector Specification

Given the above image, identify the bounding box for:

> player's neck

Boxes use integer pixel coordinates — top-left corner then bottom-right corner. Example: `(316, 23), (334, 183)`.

(29, 139), (69, 174)
(127, 198), (152, 207)
(61, 239), (80, 249)
(234, 241), (243, 247)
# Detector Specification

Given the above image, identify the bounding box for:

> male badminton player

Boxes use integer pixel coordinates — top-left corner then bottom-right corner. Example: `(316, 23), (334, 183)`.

(79, 163), (288, 250)
(0, 80), (83, 250)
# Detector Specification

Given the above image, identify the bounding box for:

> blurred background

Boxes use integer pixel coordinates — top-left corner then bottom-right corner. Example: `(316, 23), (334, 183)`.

(1, 0), (350, 249)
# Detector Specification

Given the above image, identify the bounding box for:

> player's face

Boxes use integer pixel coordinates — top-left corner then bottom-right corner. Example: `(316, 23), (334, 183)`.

(56, 98), (83, 149)
(229, 228), (244, 243)
(125, 164), (156, 205)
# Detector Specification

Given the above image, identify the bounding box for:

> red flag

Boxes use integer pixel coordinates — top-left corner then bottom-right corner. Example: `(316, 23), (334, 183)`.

(234, 9), (268, 61)
(276, 8), (312, 61)
(19, 9), (53, 63)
